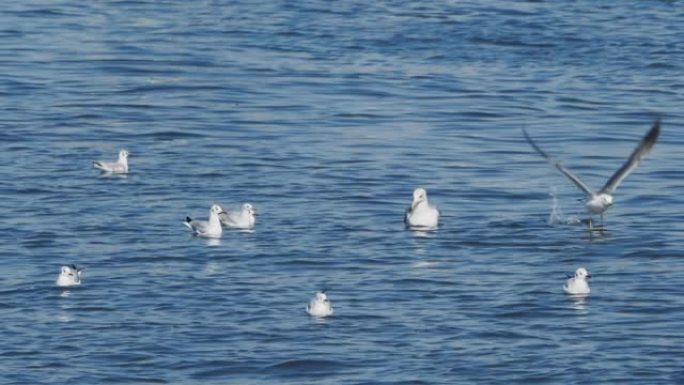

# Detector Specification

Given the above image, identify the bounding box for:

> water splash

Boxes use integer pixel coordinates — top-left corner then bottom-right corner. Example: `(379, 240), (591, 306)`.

(548, 188), (581, 225)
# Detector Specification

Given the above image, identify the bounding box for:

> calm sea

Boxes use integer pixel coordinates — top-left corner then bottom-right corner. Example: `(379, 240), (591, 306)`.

(1, 1), (683, 384)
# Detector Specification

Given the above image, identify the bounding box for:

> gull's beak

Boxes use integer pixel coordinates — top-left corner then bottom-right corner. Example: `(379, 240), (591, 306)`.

(586, 274), (592, 279)
(411, 200), (420, 211)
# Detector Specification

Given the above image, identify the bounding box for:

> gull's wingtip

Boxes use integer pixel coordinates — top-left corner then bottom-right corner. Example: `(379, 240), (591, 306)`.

(633, 117), (661, 158)
(183, 217), (193, 229)
(522, 127), (552, 160)
(646, 118), (661, 144)
(598, 118), (663, 195)
(521, 126), (533, 143)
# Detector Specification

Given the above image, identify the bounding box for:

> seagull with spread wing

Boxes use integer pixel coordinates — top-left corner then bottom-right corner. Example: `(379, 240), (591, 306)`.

(523, 119), (661, 229)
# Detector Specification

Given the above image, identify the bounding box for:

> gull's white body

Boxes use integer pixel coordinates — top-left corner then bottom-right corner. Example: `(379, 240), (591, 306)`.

(56, 265), (82, 288)
(306, 291), (333, 318)
(405, 188), (439, 229)
(524, 120), (660, 227)
(564, 267), (591, 295)
(219, 203), (256, 230)
(184, 204), (226, 238)
(93, 149), (129, 174)
(585, 194), (613, 215)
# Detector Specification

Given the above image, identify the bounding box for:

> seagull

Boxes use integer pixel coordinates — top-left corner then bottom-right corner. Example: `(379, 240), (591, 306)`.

(563, 267), (591, 295)
(523, 119), (660, 228)
(93, 149), (129, 174)
(56, 264), (83, 288)
(306, 291), (334, 318)
(404, 188), (440, 229)
(184, 204), (226, 238)
(219, 203), (256, 230)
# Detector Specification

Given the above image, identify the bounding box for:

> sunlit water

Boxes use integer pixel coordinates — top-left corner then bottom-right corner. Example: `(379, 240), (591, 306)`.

(2, 1), (684, 384)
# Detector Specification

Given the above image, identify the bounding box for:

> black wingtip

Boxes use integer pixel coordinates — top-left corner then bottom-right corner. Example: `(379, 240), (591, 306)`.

(647, 118), (661, 144)
(185, 216), (192, 223)
(522, 127), (552, 160)
(634, 118), (661, 158)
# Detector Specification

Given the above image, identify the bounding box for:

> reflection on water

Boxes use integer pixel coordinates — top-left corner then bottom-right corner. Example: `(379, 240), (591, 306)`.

(202, 261), (222, 276)
(410, 229), (431, 238)
(413, 261), (440, 269)
(587, 228), (612, 243)
(97, 173), (128, 179)
(56, 313), (75, 323)
(309, 315), (332, 325)
(58, 289), (75, 322)
(206, 238), (222, 247)
(409, 229), (436, 256)
(567, 294), (589, 313)
(408, 226), (438, 237)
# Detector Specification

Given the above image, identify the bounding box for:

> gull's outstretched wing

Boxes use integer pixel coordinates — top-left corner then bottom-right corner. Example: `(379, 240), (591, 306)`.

(523, 128), (595, 196)
(600, 119), (661, 195)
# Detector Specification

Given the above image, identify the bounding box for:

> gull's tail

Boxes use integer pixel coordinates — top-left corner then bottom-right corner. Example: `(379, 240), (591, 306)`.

(93, 161), (105, 171)
(183, 217), (193, 230)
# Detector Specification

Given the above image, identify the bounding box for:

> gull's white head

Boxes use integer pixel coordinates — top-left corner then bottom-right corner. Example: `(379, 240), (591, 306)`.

(315, 291), (328, 302)
(602, 195), (614, 206)
(412, 188), (428, 208)
(210, 204), (225, 216)
(575, 267), (590, 280)
(57, 264), (82, 287)
(119, 149), (129, 160)
(242, 203), (256, 216)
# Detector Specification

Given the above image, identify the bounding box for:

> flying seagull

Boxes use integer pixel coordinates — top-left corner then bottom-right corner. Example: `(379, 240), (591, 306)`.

(523, 119), (660, 229)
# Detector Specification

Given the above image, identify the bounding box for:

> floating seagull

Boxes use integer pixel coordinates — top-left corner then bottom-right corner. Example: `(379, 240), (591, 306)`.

(93, 149), (129, 174)
(404, 188), (440, 229)
(524, 120), (660, 228)
(56, 264), (83, 288)
(306, 291), (334, 318)
(184, 204), (226, 238)
(563, 267), (591, 295)
(219, 203), (256, 230)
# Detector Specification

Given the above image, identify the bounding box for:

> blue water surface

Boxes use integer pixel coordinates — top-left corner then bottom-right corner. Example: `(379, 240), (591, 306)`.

(1, 1), (684, 384)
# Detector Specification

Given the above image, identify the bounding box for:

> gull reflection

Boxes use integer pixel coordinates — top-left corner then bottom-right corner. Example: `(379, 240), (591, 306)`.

(206, 238), (222, 247)
(567, 294), (589, 312)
